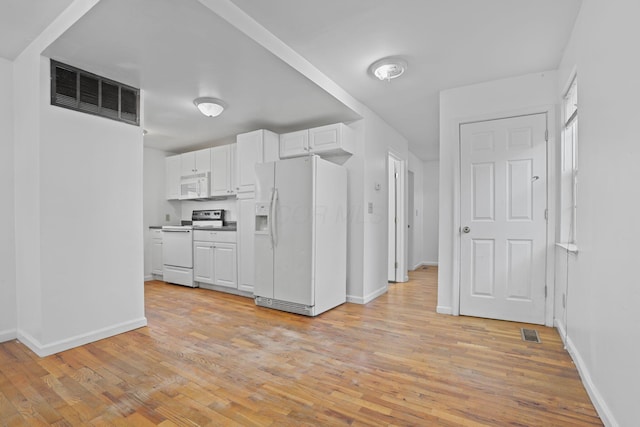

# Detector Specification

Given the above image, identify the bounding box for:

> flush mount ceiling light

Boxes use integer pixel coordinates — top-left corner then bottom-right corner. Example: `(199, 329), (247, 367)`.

(194, 97), (227, 117)
(369, 57), (408, 81)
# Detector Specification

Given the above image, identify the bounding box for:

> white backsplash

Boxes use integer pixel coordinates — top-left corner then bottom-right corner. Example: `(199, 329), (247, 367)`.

(180, 199), (238, 222)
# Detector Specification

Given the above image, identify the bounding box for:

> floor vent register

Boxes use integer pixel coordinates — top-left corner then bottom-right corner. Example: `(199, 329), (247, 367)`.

(520, 328), (542, 343)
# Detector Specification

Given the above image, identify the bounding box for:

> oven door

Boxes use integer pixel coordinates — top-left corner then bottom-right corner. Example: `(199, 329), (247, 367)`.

(162, 228), (193, 268)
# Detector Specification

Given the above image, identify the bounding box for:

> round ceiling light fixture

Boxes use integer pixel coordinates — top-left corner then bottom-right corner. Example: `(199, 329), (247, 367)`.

(369, 57), (408, 81)
(194, 97), (227, 117)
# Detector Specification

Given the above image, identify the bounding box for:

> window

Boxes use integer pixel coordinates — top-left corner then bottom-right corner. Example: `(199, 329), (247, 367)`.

(50, 60), (140, 126)
(560, 76), (578, 244)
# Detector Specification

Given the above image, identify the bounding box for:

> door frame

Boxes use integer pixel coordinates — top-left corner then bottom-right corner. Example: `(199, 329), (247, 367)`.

(452, 105), (557, 327)
(388, 151), (407, 283)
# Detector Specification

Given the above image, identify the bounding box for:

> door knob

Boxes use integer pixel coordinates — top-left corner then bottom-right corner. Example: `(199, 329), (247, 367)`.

(462, 226), (471, 233)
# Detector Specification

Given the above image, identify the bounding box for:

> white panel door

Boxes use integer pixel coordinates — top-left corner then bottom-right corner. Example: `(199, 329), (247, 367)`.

(236, 130), (263, 193)
(273, 157), (313, 305)
(279, 130), (309, 158)
(213, 243), (237, 288)
(193, 241), (214, 284)
(460, 113), (547, 324)
(210, 145), (231, 196)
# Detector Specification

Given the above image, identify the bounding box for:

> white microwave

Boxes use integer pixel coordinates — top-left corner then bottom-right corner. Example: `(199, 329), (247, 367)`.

(180, 172), (209, 200)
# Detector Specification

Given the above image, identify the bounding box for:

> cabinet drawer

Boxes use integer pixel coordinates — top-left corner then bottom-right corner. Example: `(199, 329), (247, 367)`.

(150, 228), (163, 239)
(193, 230), (237, 243)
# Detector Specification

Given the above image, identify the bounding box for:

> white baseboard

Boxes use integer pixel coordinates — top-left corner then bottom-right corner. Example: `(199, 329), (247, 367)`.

(347, 285), (388, 305)
(0, 328), (17, 343)
(18, 317), (148, 357)
(413, 262), (438, 270)
(144, 274), (153, 282)
(555, 320), (617, 427)
(436, 305), (453, 315)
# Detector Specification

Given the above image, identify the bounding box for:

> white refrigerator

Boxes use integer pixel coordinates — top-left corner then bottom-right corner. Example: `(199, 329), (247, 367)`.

(254, 155), (347, 316)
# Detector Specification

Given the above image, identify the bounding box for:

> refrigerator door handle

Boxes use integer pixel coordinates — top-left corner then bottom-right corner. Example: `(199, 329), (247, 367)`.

(272, 188), (278, 247)
(268, 188), (275, 248)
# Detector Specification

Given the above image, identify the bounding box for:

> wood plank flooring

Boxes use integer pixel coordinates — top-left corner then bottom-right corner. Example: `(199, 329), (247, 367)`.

(0, 267), (601, 426)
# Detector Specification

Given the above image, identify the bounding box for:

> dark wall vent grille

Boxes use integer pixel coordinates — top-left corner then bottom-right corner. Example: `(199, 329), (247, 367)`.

(50, 60), (139, 126)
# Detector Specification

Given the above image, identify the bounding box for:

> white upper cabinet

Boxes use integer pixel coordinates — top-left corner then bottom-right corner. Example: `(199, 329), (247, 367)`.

(279, 129), (309, 158)
(181, 148), (211, 176)
(236, 129), (279, 194)
(280, 123), (354, 159)
(210, 144), (236, 197)
(309, 123), (354, 154)
(165, 154), (181, 200)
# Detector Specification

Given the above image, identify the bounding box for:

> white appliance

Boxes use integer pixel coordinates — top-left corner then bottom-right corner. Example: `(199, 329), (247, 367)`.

(161, 209), (227, 287)
(254, 155), (347, 316)
(162, 225), (194, 287)
(180, 172), (209, 199)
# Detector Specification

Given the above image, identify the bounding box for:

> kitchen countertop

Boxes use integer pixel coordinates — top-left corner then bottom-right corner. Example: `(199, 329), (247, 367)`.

(193, 224), (237, 231)
(149, 222), (237, 231)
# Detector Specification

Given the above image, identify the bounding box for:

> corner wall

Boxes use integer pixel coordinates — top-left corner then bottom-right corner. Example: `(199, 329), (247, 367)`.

(35, 57), (146, 353)
(554, 1), (640, 425)
(12, 0), (146, 356)
(143, 147), (181, 279)
(362, 111), (409, 299)
(408, 152), (424, 270)
(0, 58), (16, 342)
(422, 159), (439, 266)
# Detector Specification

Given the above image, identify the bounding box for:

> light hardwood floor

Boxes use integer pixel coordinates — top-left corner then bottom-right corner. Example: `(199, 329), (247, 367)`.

(0, 267), (601, 426)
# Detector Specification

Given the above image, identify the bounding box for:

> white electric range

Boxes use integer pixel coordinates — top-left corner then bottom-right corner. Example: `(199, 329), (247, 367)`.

(161, 209), (225, 287)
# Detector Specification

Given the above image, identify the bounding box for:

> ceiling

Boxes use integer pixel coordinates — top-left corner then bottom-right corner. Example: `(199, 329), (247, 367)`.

(229, 0), (582, 160)
(0, 0), (74, 60)
(3, 0), (582, 159)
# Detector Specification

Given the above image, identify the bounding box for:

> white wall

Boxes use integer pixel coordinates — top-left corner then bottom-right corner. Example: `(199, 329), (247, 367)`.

(0, 58), (16, 342)
(36, 57), (146, 352)
(553, 2), (640, 425)
(422, 159), (439, 266)
(11, 0), (145, 356)
(143, 147), (181, 279)
(362, 111), (409, 299)
(342, 120), (366, 302)
(438, 71), (558, 314)
(408, 152), (424, 270)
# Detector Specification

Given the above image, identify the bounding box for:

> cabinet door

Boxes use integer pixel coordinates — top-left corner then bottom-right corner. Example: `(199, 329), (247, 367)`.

(237, 130), (263, 193)
(210, 145), (231, 196)
(309, 123), (340, 153)
(165, 155), (181, 200)
(151, 239), (163, 275)
(263, 130), (280, 162)
(181, 151), (196, 176)
(194, 148), (211, 174)
(228, 143), (237, 195)
(193, 241), (214, 284)
(237, 199), (255, 293)
(213, 243), (237, 288)
(279, 130), (309, 158)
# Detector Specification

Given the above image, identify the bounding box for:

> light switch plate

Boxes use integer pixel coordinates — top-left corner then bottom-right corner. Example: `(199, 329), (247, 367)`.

(165, 214), (171, 222)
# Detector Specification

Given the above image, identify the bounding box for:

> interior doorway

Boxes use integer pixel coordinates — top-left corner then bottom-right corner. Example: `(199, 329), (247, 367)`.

(459, 113), (548, 324)
(388, 152), (407, 283)
(407, 170), (415, 270)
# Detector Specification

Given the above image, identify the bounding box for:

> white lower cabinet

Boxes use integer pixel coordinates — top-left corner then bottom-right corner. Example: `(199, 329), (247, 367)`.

(193, 230), (237, 289)
(213, 243), (237, 288)
(150, 229), (163, 276)
(193, 241), (215, 284)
